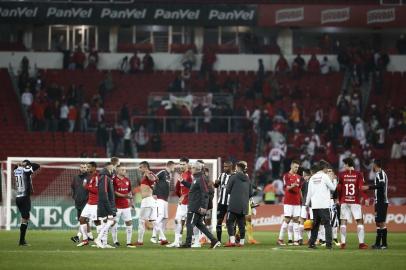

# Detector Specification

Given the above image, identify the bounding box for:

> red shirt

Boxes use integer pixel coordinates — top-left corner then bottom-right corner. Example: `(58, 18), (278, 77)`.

(283, 172), (301, 205)
(338, 169), (367, 204)
(140, 172), (156, 189)
(86, 172), (99, 205)
(113, 176), (131, 209)
(175, 170), (192, 205)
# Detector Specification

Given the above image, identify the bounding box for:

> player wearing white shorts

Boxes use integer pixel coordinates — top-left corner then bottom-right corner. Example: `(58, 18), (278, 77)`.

(135, 161), (158, 246)
(298, 168), (312, 244)
(111, 165), (136, 248)
(337, 158), (369, 249)
(277, 160), (302, 246)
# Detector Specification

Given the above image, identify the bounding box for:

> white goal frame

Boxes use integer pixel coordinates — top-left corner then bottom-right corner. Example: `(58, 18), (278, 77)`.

(4, 157), (221, 231)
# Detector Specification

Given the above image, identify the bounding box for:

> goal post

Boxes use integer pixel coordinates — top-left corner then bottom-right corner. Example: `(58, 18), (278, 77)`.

(1, 157), (220, 231)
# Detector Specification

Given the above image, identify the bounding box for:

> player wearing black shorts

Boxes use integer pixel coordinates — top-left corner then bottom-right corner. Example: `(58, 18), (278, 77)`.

(14, 160), (40, 246)
(363, 159), (389, 249)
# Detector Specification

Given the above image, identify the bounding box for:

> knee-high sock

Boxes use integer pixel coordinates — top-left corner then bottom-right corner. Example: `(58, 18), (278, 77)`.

(318, 225), (325, 241)
(77, 227), (82, 238)
(152, 227), (157, 238)
(173, 220), (182, 244)
(246, 221), (253, 241)
(111, 223), (118, 243)
(357, 224), (365, 244)
(333, 226), (338, 239)
(87, 223), (93, 239)
(340, 225), (347, 244)
(278, 221), (288, 240)
(80, 224), (88, 241)
(293, 222), (300, 242)
(375, 228), (382, 246)
(19, 222), (28, 244)
(126, 225), (133, 245)
(97, 220), (113, 243)
(299, 224), (304, 240)
(288, 222), (293, 241)
(157, 219), (167, 241)
(382, 228), (388, 246)
(306, 230), (311, 240)
(138, 219), (146, 243)
(193, 226), (200, 244)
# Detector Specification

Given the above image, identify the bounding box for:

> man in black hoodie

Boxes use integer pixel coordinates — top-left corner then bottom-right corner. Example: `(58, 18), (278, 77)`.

(179, 162), (221, 249)
(95, 162), (116, 248)
(225, 161), (252, 247)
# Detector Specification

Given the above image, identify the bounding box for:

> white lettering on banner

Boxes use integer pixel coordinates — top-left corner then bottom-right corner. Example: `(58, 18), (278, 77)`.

(0, 7), (38, 18)
(63, 206), (78, 228)
(275, 7), (304, 24)
(46, 7), (93, 18)
(321, 7), (350, 24)
(208, 9), (255, 21)
(41, 206), (62, 227)
(251, 215), (284, 226)
(367, 8), (395, 24)
(387, 213), (406, 224)
(154, 9), (200, 20)
(100, 8), (147, 19)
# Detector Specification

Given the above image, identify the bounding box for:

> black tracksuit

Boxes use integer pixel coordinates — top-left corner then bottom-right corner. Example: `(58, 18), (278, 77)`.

(71, 173), (89, 219)
(97, 169), (116, 218)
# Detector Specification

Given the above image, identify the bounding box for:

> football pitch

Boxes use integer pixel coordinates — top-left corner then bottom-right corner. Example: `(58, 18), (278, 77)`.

(0, 231), (405, 270)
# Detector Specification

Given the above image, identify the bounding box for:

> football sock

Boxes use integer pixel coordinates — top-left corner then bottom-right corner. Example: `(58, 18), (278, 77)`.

(293, 222), (300, 242)
(138, 219), (146, 243)
(357, 224), (365, 244)
(288, 222), (293, 241)
(126, 225), (133, 245)
(151, 227), (157, 239)
(87, 231), (93, 240)
(230, 236), (236, 244)
(299, 224), (304, 240)
(193, 226), (200, 244)
(340, 225), (347, 244)
(375, 228), (382, 246)
(278, 221), (288, 240)
(382, 228), (388, 246)
(306, 230), (311, 240)
(111, 223), (118, 243)
(80, 224), (88, 241)
(318, 225), (325, 241)
(246, 221), (254, 241)
(240, 238), (245, 245)
(216, 224), (223, 242)
(19, 222), (28, 244)
(333, 226), (338, 240)
(77, 227), (82, 238)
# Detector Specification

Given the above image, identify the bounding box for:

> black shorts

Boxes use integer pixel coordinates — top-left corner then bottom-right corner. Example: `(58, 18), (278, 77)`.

(76, 206), (85, 221)
(16, 196), (31, 220)
(217, 204), (228, 223)
(375, 203), (388, 223)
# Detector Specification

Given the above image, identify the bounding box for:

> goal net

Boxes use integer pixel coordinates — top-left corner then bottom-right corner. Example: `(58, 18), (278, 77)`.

(0, 157), (220, 231)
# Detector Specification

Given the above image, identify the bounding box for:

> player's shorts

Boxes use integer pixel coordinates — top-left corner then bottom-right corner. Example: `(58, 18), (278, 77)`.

(156, 199), (169, 219)
(375, 203), (388, 223)
(284, 204), (301, 217)
(140, 196), (157, 208)
(16, 196), (31, 219)
(80, 204), (98, 221)
(340, 203), (363, 221)
(116, 207), (133, 222)
(300, 205), (313, 220)
(217, 204), (228, 221)
(140, 206), (158, 221)
(175, 204), (188, 221)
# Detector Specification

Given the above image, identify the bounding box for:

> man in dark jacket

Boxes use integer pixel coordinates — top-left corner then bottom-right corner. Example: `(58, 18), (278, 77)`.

(70, 164), (89, 243)
(225, 161), (252, 247)
(179, 162), (221, 249)
(95, 162), (116, 248)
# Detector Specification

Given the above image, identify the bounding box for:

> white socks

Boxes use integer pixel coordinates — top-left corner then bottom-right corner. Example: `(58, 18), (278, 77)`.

(278, 221), (288, 240)
(138, 219), (146, 243)
(293, 222), (300, 242)
(299, 224), (304, 240)
(126, 225), (133, 245)
(318, 225), (325, 241)
(240, 239), (245, 245)
(80, 224), (88, 240)
(111, 223), (118, 243)
(154, 217), (167, 241)
(230, 235), (236, 244)
(333, 226), (338, 239)
(340, 225), (347, 244)
(357, 224), (365, 244)
(193, 226), (200, 244)
(97, 220), (114, 244)
(288, 222), (293, 241)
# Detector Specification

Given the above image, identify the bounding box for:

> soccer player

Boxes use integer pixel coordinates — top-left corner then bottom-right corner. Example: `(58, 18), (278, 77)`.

(326, 167), (340, 246)
(111, 165), (136, 248)
(364, 160), (389, 249)
(299, 168), (312, 244)
(70, 163), (89, 243)
(214, 161), (233, 243)
(337, 157), (369, 249)
(167, 157), (192, 248)
(77, 162), (100, 247)
(95, 162), (117, 249)
(14, 160), (40, 246)
(136, 161), (158, 245)
(152, 161), (175, 245)
(277, 160), (301, 246)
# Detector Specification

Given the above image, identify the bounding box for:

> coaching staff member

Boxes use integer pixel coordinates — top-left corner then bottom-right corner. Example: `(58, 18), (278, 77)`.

(225, 161), (252, 247)
(179, 161), (221, 249)
(305, 161), (336, 249)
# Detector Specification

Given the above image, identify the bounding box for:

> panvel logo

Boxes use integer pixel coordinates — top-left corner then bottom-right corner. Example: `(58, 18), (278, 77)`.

(321, 7), (350, 24)
(0, 6), (38, 18)
(208, 9), (255, 21)
(154, 8), (200, 20)
(46, 7), (93, 19)
(100, 8), (147, 20)
(275, 7), (304, 24)
(367, 8), (395, 24)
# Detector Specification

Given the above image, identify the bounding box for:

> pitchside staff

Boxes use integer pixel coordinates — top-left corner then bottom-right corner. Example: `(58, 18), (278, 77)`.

(70, 164), (89, 243)
(14, 160), (40, 246)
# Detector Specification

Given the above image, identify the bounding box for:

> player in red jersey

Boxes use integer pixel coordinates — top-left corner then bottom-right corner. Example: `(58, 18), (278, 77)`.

(136, 161), (158, 245)
(111, 165), (136, 248)
(277, 160), (301, 246)
(337, 157), (369, 249)
(167, 157), (193, 248)
(77, 162), (100, 247)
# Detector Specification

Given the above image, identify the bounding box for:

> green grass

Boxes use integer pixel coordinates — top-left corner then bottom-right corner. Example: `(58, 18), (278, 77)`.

(0, 231), (405, 270)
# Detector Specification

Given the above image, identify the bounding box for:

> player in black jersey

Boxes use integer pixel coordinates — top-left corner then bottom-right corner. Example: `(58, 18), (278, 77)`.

(14, 160), (40, 246)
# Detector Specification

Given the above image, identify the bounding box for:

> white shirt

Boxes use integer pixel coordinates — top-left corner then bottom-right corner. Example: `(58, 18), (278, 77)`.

(124, 127), (132, 140)
(343, 121), (354, 138)
(320, 59), (330, 74)
(401, 141), (406, 157)
(391, 143), (402, 159)
(60, 105), (69, 119)
(306, 171), (336, 209)
(21, 92), (33, 106)
(268, 147), (285, 162)
(97, 107), (105, 122)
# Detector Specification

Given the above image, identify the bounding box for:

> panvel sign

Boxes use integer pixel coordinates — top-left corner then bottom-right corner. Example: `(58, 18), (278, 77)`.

(258, 4), (406, 27)
(0, 2), (256, 26)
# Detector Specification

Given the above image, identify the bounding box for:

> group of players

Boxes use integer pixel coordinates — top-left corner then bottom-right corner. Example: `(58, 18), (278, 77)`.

(277, 158), (389, 249)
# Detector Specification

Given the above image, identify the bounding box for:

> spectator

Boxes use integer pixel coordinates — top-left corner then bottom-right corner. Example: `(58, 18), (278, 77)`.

(168, 74), (183, 92)
(307, 54), (320, 74)
(400, 136), (406, 158)
(134, 125), (149, 152)
(97, 104), (105, 123)
(268, 145), (285, 179)
(96, 121), (108, 149)
(120, 56), (130, 74)
(68, 105), (77, 132)
(87, 47), (98, 70)
(292, 53), (305, 78)
(275, 54), (289, 74)
(21, 88), (33, 114)
(123, 125), (133, 157)
(181, 49), (196, 71)
(200, 49), (217, 78)
(80, 102), (90, 132)
(314, 106), (324, 133)
(59, 102), (69, 131)
(375, 125), (385, 148)
(397, 34), (406, 54)
(73, 46), (86, 69)
(120, 103), (130, 127)
(150, 133), (162, 152)
(391, 140), (402, 159)
(320, 56), (331, 75)
(355, 117), (366, 146)
(203, 107), (212, 132)
(289, 102), (300, 129)
(142, 53), (154, 73)
(130, 52), (141, 73)
(342, 117), (354, 148)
